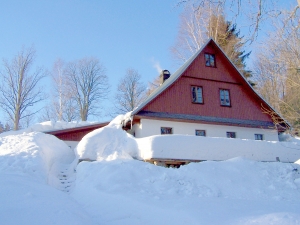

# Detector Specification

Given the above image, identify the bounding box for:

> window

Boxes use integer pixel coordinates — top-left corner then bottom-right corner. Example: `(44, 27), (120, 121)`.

(220, 89), (231, 106)
(191, 86), (203, 103)
(205, 53), (216, 67)
(226, 132), (236, 138)
(161, 127), (173, 135)
(196, 130), (206, 136)
(255, 134), (264, 140)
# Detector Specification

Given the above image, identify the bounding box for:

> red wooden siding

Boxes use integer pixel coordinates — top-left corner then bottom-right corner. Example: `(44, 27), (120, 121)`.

(46, 122), (109, 141)
(142, 43), (273, 123)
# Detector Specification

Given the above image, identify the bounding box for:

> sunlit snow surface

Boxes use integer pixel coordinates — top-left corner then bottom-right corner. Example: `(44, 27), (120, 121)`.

(1, 118), (300, 225)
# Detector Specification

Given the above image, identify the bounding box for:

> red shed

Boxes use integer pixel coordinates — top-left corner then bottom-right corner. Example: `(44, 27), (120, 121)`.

(46, 122), (109, 149)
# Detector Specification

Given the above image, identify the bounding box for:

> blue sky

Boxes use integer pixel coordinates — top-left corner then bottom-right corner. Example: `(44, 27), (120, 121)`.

(0, 0), (297, 123)
(0, 0), (182, 122)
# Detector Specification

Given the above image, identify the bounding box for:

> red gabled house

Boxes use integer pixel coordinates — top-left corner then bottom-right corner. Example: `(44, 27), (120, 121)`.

(125, 38), (288, 141)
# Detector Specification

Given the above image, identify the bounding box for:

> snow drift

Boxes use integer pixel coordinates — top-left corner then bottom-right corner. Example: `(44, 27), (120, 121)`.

(137, 135), (300, 162)
(0, 132), (75, 185)
(76, 115), (138, 161)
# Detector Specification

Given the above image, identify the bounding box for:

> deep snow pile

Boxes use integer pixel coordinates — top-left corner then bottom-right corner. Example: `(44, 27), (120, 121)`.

(0, 131), (97, 225)
(74, 158), (300, 200)
(76, 115), (138, 161)
(0, 132), (75, 184)
(137, 135), (300, 162)
(0, 120), (300, 224)
(72, 158), (300, 224)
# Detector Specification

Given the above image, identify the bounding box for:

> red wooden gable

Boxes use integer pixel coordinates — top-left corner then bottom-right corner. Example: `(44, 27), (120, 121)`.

(132, 39), (286, 129)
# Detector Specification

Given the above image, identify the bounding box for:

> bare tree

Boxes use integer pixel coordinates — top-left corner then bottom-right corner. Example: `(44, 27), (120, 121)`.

(66, 58), (109, 121)
(50, 59), (78, 121)
(177, 0), (300, 43)
(0, 47), (46, 130)
(253, 7), (300, 134)
(171, 3), (251, 79)
(113, 68), (146, 114)
(171, 2), (224, 62)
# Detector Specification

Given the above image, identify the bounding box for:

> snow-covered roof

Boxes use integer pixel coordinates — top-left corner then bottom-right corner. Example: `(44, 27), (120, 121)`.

(131, 38), (289, 127)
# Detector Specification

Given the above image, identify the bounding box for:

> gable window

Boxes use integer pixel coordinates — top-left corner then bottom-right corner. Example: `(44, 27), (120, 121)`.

(220, 89), (231, 106)
(255, 134), (264, 140)
(205, 53), (216, 67)
(226, 132), (236, 138)
(196, 130), (206, 136)
(161, 127), (173, 135)
(191, 86), (203, 103)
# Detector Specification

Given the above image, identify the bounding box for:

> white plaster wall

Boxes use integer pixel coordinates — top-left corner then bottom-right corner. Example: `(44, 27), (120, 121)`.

(134, 119), (278, 141)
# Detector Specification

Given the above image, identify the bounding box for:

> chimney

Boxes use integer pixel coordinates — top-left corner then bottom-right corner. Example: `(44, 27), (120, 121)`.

(160, 70), (171, 84)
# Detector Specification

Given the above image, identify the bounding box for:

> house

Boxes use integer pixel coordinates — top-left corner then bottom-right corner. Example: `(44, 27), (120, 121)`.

(124, 38), (288, 142)
(46, 122), (109, 149)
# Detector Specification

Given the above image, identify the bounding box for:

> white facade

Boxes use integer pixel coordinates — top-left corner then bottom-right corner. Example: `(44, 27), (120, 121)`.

(133, 118), (278, 141)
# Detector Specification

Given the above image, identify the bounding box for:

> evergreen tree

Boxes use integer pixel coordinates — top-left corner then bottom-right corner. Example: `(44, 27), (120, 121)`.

(171, 4), (252, 82)
(209, 15), (252, 80)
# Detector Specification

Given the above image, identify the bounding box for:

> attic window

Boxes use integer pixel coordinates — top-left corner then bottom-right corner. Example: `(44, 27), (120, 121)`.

(191, 86), (203, 103)
(205, 53), (216, 67)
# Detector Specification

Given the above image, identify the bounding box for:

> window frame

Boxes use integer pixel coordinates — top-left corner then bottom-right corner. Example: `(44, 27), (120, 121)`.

(220, 89), (231, 107)
(255, 134), (264, 140)
(191, 86), (204, 104)
(161, 127), (173, 135)
(226, 132), (236, 138)
(204, 53), (216, 67)
(195, 130), (206, 137)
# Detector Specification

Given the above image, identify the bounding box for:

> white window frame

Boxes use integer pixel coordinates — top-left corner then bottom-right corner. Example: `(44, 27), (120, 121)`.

(205, 53), (216, 67)
(191, 86), (203, 103)
(255, 134), (264, 140)
(220, 89), (231, 106)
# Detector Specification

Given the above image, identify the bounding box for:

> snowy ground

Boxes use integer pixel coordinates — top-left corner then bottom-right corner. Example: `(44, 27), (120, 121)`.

(1, 118), (300, 225)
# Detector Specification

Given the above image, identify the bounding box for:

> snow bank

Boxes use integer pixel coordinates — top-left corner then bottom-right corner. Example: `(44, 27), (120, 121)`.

(0, 173), (97, 225)
(76, 114), (138, 161)
(74, 158), (300, 201)
(0, 132), (75, 184)
(137, 135), (300, 163)
(72, 158), (300, 224)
